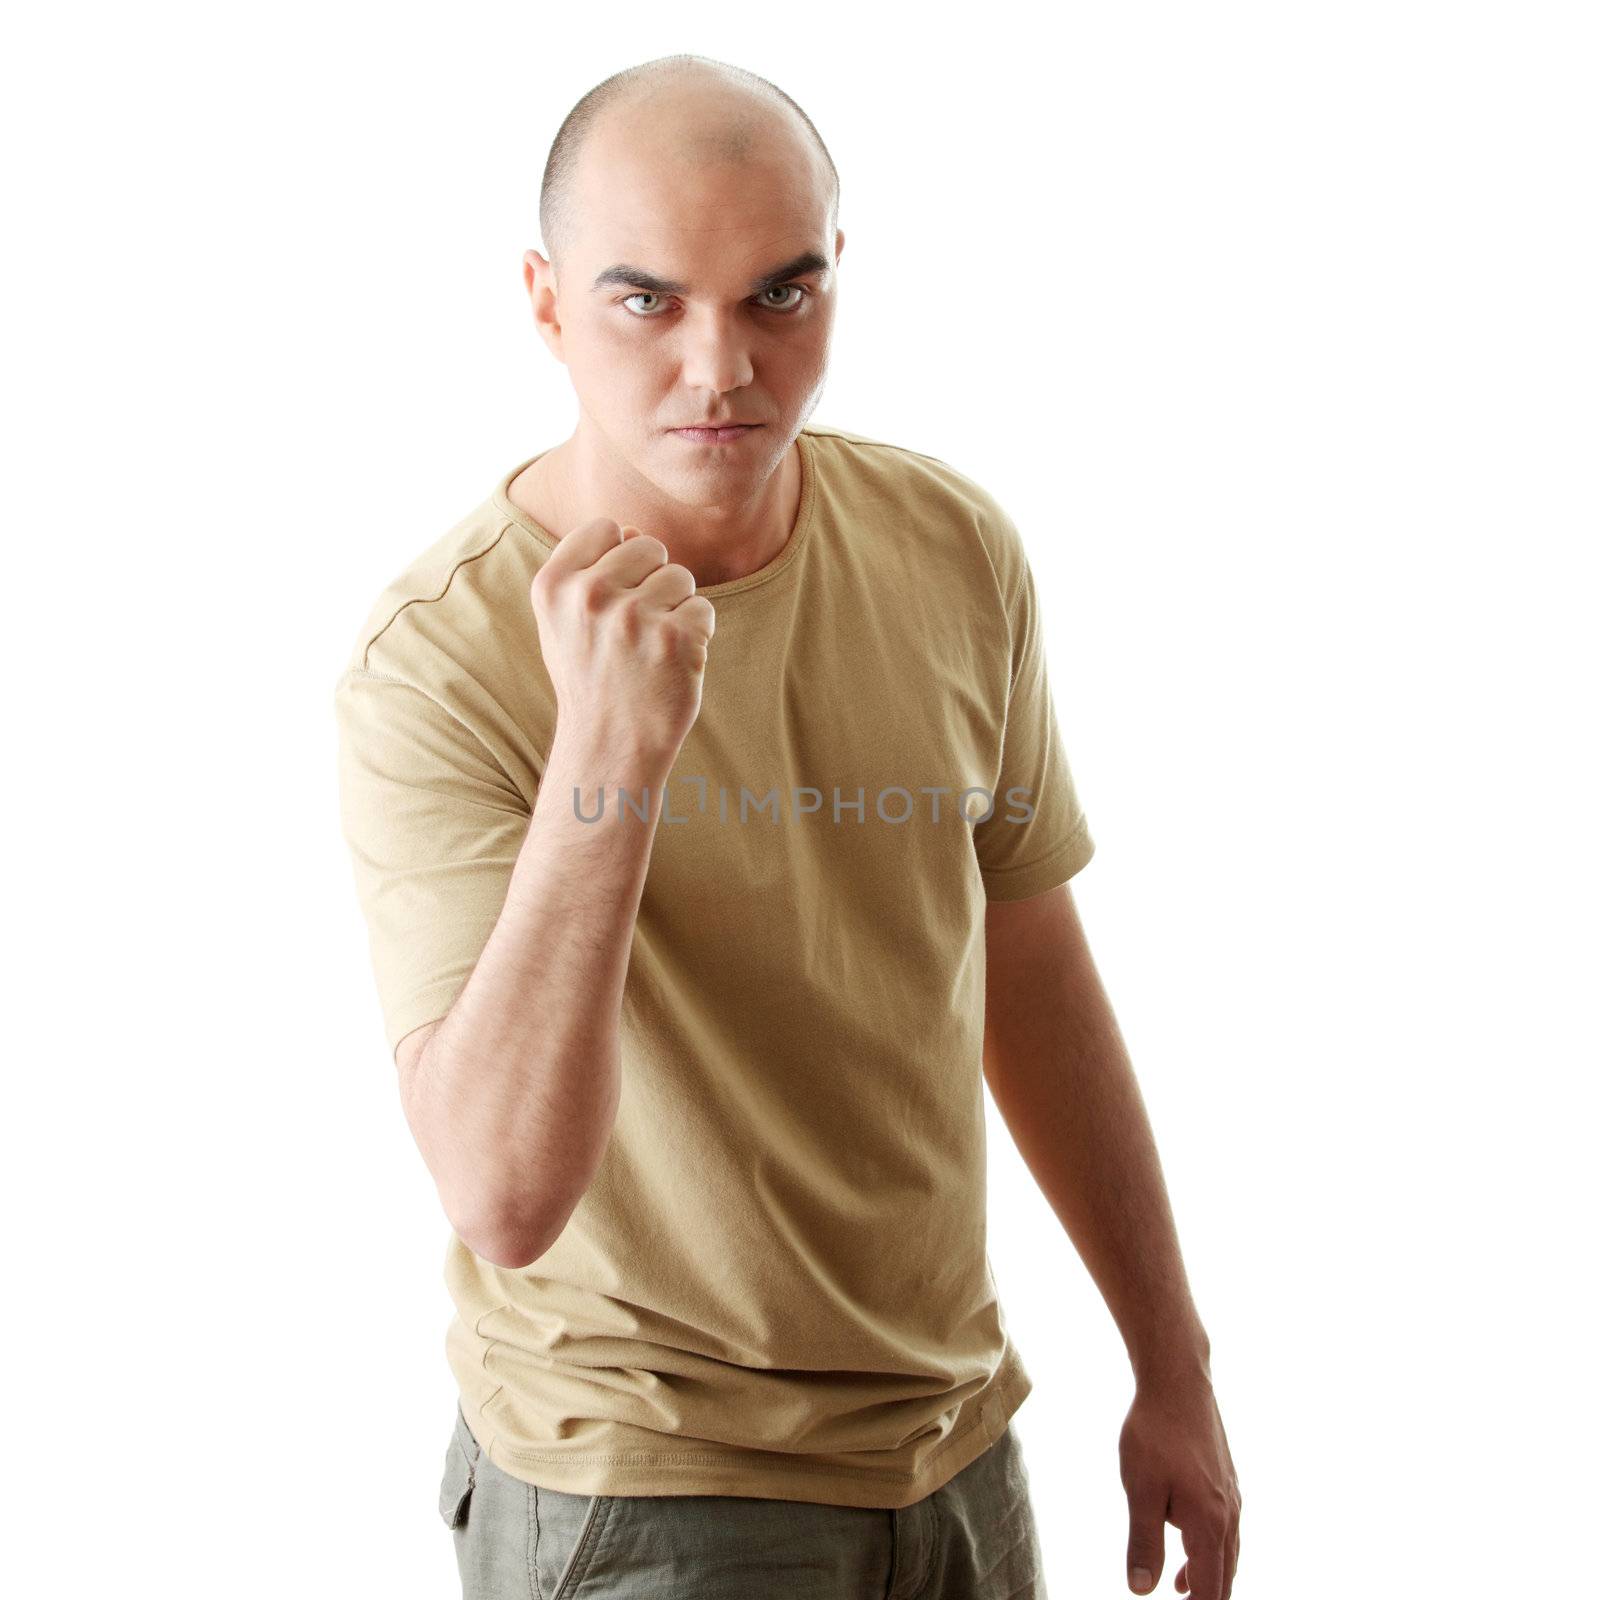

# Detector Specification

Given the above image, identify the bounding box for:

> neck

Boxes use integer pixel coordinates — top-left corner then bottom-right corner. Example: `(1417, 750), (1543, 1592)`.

(511, 423), (802, 589)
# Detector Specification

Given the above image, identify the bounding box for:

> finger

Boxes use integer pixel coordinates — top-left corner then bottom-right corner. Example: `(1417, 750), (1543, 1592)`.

(669, 593), (716, 639)
(1125, 1488), (1166, 1595)
(592, 529), (674, 589)
(540, 515), (626, 578)
(1221, 1506), (1239, 1599)
(1178, 1514), (1224, 1600)
(633, 559), (697, 612)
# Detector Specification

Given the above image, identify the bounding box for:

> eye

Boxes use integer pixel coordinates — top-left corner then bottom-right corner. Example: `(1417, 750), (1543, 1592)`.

(758, 284), (808, 312)
(618, 284), (811, 317)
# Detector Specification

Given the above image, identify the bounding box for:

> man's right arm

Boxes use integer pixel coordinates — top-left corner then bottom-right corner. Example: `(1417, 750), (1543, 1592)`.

(395, 718), (675, 1271)
(339, 515), (711, 1269)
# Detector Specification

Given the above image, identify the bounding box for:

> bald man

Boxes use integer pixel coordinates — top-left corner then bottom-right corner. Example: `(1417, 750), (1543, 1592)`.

(334, 51), (1239, 1600)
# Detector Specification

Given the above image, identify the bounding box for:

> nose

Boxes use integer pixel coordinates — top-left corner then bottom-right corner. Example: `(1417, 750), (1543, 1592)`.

(676, 305), (755, 396)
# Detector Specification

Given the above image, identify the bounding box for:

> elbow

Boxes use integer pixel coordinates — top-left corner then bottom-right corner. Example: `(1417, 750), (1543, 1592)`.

(464, 1223), (558, 1272)
(433, 1079), (619, 1272)
(453, 1192), (575, 1272)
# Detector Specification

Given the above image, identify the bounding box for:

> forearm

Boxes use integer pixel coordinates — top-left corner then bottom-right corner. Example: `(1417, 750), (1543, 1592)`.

(411, 716), (674, 1262)
(983, 931), (1211, 1387)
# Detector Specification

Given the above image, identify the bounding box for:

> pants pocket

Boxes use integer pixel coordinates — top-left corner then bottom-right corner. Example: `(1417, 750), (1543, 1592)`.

(533, 1482), (613, 1600)
(437, 1404), (479, 1529)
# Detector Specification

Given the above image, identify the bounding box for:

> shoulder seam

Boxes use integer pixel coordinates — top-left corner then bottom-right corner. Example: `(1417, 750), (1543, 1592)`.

(356, 518), (521, 671)
(966, 508), (1018, 696)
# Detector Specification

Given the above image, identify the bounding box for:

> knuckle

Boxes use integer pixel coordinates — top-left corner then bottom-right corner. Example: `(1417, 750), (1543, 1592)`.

(614, 596), (644, 639)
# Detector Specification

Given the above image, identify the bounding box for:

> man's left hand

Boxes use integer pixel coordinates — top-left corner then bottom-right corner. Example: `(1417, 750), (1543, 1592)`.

(1119, 1372), (1242, 1599)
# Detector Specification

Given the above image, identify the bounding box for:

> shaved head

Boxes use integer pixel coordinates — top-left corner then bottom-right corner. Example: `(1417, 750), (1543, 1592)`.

(514, 52), (844, 557)
(539, 54), (840, 278)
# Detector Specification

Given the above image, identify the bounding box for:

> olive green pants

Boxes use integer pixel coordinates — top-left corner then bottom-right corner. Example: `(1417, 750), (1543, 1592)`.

(439, 1402), (1048, 1598)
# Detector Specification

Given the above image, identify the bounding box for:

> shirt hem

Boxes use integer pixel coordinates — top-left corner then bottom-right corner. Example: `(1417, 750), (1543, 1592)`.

(468, 1346), (1035, 1510)
(981, 812), (1096, 902)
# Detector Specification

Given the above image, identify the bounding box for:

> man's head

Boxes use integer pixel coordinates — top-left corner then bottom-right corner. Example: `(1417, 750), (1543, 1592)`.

(525, 54), (843, 507)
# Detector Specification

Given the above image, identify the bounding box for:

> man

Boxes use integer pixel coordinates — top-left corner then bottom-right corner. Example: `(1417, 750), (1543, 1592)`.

(334, 51), (1240, 1600)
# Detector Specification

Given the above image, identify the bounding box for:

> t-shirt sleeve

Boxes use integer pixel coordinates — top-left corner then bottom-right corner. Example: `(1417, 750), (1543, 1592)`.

(333, 666), (533, 1059)
(971, 507), (1096, 902)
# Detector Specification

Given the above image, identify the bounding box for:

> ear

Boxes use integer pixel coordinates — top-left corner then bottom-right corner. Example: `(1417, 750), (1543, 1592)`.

(523, 249), (566, 365)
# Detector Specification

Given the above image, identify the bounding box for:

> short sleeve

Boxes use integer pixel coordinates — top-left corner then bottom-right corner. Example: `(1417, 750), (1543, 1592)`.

(971, 511), (1095, 902)
(334, 667), (533, 1058)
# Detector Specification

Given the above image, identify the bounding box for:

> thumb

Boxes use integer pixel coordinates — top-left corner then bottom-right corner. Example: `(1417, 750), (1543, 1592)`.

(1126, 1492), (1166, 1594)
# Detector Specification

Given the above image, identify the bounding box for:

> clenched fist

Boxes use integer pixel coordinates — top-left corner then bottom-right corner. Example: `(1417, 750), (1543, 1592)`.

(530, 517), (717, 765)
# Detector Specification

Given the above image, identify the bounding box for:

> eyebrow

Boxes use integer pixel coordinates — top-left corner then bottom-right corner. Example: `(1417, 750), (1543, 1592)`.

(590, 250), (832, 298)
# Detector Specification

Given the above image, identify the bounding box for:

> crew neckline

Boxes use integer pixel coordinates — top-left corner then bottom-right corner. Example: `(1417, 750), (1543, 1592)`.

(491, 427), (819, 600)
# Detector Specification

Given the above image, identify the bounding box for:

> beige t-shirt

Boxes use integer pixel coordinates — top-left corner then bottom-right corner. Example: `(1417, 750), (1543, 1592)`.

(333, 421), (1095, 1509)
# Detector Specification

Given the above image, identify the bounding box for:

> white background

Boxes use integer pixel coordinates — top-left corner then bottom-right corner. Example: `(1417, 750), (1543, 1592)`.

(3, 4), (1594, 1596)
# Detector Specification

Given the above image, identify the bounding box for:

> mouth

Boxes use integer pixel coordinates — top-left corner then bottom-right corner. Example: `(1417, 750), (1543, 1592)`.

(668, 424), (761, 445)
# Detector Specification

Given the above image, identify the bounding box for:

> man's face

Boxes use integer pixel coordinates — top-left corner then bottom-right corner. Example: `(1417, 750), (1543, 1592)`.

(528, 109), (842, 506)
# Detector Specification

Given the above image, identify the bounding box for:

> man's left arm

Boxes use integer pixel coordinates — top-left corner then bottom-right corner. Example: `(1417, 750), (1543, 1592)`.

(983, 881), (1243, 1600)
